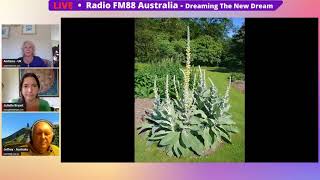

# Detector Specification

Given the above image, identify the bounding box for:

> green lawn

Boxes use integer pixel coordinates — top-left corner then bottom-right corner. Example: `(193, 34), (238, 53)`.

(135, 65), (245, 162)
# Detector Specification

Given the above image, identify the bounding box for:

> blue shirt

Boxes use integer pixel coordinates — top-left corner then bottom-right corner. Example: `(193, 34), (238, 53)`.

(19, 56), (47, 67)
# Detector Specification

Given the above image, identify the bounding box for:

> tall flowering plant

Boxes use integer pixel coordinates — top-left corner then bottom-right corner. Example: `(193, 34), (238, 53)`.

(138, 26), (238, 157)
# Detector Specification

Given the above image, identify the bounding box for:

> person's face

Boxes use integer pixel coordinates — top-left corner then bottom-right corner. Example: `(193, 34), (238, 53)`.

(23, 43), (34, 57)
(32, 122), (54, 153)
(22, 77), (39, 101)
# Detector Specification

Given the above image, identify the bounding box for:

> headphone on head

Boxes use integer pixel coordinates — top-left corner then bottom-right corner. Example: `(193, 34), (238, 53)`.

(29, 119), (55, 144)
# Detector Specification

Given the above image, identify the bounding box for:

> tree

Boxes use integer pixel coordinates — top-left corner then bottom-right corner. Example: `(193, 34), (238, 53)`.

(135, 18), (238, 67)
(222, 24), (245, 71)
(191, 35), (223, 66)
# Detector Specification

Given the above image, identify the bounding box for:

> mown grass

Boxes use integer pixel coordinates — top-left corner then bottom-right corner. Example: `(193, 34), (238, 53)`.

(135, 64), (244, 162)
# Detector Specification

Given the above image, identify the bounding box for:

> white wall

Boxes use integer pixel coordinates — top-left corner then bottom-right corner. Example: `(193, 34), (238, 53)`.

(2, 69), (19, 103)
(2, 69), (60, 108)
(2, 24), (59, 60)
(51, 24), (59, 47)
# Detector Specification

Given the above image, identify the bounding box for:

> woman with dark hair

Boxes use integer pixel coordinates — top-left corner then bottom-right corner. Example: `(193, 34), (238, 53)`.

(12, 73), (51, 111)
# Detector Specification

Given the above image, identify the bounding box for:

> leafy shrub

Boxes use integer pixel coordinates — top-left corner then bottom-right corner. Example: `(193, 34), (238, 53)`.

(135, 59), (184, 98)
(135, 70), (154, 98)
(230, 72), (245, 82)
(191, 35), (223, 66)
(137, 27), (238, 157)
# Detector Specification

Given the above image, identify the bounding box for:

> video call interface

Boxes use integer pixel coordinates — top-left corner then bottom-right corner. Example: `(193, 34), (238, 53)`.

(1, 18), (318, 162)
(2, 24), (60, 156)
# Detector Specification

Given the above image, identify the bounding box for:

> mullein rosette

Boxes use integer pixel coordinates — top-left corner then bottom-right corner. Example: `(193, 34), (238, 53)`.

(137, 26), (238, 157)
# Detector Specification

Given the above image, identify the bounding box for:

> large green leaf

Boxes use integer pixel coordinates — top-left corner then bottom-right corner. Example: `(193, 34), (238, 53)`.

(137, 123), (153, 134)
(151, 126), (159, 135)
(148, 130), (169, 141)
(173, 143), (182, 157)
(148, 136), (166, 141)
(192, 109), (207, 119)
(217, 116), (235, 125)
(154, 109), (167, 119)
(178, 144), (192, 157)
(210, 126), (220, 136)
(181, 130), (204, 155)
(153, 130), (169, 137)
(166, 144), (174, 157)
(217, 126), (232, 144)
(159, 131), (180, 146)
(157, 120), (172, 126)
(145, 116), (160, 124)
(189, 125), (201, 131)
(208, 118), (217, 125)
(189, 116), (202, 125)
(221, 125), (239, 133)
(203, 127), (212, 149)
(210, 126), (222, 142)
(181, 130), (192, 148)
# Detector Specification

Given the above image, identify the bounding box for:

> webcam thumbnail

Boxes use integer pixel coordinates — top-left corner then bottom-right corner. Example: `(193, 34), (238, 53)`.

(2, 69), (59, 112)
(2, 24), (59, 68)
(2, 112), (59, 156)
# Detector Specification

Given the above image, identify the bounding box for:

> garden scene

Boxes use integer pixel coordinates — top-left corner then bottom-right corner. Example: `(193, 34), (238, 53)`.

(135, 18), (244, 162)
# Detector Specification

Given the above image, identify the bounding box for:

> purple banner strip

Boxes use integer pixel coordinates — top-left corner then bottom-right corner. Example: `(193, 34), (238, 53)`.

(49, 0), (283, 11)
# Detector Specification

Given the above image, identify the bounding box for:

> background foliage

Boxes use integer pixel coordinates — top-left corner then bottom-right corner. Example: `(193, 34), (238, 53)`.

(135, 18), (244, 70)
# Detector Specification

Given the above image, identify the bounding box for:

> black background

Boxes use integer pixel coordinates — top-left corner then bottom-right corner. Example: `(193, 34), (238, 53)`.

(61, 18), (134, 162)
(245, 18), (318, 162)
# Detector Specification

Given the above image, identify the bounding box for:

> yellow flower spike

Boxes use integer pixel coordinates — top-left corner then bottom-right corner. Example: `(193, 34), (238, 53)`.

(184, 25), (192, 109)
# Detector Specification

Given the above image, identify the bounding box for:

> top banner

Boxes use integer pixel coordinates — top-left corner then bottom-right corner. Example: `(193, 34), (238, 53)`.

(49, 0), (283, 11)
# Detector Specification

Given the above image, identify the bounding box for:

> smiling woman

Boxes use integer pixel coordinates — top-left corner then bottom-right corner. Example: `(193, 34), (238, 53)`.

(11, 73), (51, 111)
(19, 40), (47, 67)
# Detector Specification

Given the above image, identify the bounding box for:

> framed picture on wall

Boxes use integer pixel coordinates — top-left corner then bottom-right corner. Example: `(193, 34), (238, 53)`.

(22, 24), (36, 34)
(2, 26), (9, 38)
(19, 69), (59, 97)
